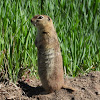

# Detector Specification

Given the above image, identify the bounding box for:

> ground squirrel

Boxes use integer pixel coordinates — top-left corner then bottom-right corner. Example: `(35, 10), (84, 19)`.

(31, 15), (74, 93)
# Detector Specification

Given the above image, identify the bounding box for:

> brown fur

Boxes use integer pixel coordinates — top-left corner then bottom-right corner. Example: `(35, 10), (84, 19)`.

(31, 15), (74, 93)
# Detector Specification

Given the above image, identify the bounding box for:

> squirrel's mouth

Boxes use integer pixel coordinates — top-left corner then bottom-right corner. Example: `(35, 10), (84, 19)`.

(31, 19), (36, 26)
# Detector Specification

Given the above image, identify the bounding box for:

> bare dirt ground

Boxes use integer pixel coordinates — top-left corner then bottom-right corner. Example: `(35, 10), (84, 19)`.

(0, 71), (100, 100)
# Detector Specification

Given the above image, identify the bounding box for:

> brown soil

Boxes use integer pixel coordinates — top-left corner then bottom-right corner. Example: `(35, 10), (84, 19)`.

(0, 71), (100, 100)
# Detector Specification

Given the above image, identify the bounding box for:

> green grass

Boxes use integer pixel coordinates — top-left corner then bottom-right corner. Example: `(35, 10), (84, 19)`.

(0, 0), (100, 82)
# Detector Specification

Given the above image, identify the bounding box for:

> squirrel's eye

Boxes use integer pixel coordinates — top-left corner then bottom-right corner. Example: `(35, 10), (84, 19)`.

(38, 16), (43, 19)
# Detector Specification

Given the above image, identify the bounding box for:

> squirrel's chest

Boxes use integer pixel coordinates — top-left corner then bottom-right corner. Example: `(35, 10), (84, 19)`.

(38, 48), (55, 62)
(38, 48), (55, 74)
(35, 33), (54, 49)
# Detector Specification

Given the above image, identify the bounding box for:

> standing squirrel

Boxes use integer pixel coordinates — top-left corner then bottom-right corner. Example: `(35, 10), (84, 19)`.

(31, 15), (75, 93)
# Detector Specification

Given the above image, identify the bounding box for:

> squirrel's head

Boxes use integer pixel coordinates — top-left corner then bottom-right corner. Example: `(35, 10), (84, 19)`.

(31, 15), (53, 29)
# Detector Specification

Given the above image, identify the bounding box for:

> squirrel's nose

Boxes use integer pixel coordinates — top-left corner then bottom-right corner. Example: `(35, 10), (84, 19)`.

(31, 19), (33, 23)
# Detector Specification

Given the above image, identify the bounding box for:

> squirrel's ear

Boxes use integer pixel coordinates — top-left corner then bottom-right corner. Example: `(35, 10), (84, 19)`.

(48, 17), (50, 21)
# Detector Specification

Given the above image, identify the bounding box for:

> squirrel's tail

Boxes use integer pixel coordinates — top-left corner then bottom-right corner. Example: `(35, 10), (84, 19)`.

(62, 85), (76, 92)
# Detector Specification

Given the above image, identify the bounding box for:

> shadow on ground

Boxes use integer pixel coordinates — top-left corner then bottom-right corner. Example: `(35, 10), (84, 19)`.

(18, 81), (45, 96)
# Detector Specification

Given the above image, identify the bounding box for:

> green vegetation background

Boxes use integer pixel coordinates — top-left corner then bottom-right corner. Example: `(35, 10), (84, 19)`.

(0, 0), (100, 82)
